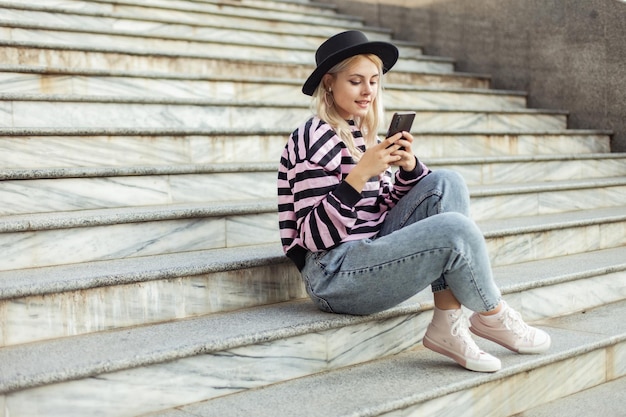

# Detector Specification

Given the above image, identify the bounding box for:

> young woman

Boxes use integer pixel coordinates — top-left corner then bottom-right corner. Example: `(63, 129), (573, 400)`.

(277, 30), (550, 372)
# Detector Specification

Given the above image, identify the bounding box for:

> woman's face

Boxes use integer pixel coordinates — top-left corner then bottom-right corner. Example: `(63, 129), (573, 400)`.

(325, 56), (380, 120)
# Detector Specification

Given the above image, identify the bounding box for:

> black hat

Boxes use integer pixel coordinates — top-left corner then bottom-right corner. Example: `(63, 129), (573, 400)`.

(302, 30), (399, 96)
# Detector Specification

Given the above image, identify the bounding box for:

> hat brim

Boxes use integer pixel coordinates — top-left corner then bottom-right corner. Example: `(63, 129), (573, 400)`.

(302, 41), (399, 96)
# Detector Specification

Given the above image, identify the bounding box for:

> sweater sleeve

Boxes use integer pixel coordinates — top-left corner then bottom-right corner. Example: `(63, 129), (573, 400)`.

(390, 157), (430, 200)
(289, 123), (363, 252)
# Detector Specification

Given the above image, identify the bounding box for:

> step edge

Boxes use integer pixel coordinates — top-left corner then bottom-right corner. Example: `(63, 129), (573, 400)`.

(1, 244), (624, 301)
(0, 127), (613, 137)
(0, 199), (277, 232)
(150, 301), (626, 417)
(0, 162), (278, 180)
(0, 243), (287, 299)
(0, 93), (571, 115)
(0, 298), (426, 394)
(3, 158), (624, 180)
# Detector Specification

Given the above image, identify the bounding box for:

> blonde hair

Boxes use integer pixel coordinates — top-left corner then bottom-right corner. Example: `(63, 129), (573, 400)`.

(311, 54), (385, 161)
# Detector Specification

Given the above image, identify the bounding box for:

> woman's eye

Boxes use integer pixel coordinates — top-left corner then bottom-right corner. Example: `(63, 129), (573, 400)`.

(350, 81), (360, 86)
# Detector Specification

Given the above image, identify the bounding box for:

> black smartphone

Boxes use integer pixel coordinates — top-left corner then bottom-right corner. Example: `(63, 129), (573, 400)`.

(386, 112), (416, 149)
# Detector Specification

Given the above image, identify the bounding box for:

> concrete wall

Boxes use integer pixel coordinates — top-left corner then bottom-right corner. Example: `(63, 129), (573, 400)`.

(320, 0), (626, 151)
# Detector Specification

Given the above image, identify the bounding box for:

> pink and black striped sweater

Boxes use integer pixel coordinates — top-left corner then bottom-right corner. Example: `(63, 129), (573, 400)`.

(277, 116), (430, 270)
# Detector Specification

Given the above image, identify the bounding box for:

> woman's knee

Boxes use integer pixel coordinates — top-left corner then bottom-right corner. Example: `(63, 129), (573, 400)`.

(435, 212), (484, 246)
(427, 170), (470, 215)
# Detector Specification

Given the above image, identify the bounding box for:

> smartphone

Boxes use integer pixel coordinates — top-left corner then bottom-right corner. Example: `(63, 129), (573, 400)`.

(386, 111), (416, 149)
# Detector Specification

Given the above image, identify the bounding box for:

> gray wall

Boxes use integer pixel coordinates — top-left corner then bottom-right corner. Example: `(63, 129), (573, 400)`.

(320, 0), (626, 151)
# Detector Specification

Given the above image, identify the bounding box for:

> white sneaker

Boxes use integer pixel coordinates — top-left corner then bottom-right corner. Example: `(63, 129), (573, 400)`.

(423, 307), (501, 373)
(470, 301), (551, 354)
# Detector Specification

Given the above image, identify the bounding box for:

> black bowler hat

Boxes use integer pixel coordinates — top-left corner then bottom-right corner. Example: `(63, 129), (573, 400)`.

(302, 30), (399, 96)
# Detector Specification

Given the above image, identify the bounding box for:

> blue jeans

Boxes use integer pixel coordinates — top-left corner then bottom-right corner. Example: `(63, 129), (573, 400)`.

(301, 169), (502, 315)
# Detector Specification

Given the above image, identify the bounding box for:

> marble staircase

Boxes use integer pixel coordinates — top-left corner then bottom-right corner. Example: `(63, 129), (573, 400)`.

(0, 1), (624, 416)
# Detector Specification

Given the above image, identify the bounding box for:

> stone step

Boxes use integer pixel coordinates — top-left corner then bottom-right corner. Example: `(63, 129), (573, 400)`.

(30, 0), (339, 13)
(0, 1), (449, 74)
(0, 67), (525, 110)
(0, 3), (426, 57)
(480, 206), (626, 267)
(15, 0), (364, 29)
(0, 199), (623, 270)
(0, 164), (278, 215)
(1, 276), (624, 416)
(427, 153), (626, 185)
(1, 161), (625, 216)
(0, 43), (488, 87)
(469, 177), (626, 220)
(144, 300), (626, 417)
(0, 200), (278, 272)
(518, 375), (626, 417)
(0, 2), (619, 417)
(0, 243), (300, 347)
(0, 242), (623, 348)
(0, 94), (568, 131)
(2, 153), (625, 182)
(2, 26), (440, 72)
(423, 131), (612, 158)
(0, 129), (612, 167)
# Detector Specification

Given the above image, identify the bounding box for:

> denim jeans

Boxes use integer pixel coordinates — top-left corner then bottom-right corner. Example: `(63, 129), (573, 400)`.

(301, 169), (502, 315)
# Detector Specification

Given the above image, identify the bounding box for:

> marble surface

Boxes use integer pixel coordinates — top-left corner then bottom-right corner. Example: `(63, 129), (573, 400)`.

(520, 375), (626, 417)
(142, 302), (626, 417)
(0, 132), (612, 169)
(0, 262), (305, 347)
(0, 71), (527, 110)
(418, 133), (611, 158)
(0, 7), (334, 48)
(470, 181), (626, 221)
(0, 200), (622, 272)
(483, 209), (626, 267)
(1, 245), (623, 348)
(20, 0), (358, 31)
(0, 5), (424, 59)
(1, 304), (427, 417)
(0, 41), (470, 83)
(435, 156), (626, 185)
(0, 210), (279, 271)
(1, 171), (623, 218)
(390, 348), (609, 417)
(0, 4), (444, 72)
(0, 171), (278, 214)
(0, 99), (569, 131)
(511, 270), (626, 322)
(0, 133), (289, 167)
(5, 26), (316, 64)
(385, 87), (526, 110)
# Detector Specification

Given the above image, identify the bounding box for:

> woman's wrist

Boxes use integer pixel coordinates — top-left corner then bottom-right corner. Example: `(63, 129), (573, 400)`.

(345, 167), (370, 193)
(399, 156), (421, 177)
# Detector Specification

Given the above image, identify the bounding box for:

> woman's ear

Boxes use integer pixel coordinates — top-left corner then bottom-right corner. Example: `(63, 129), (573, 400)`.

(322, 74), (333, 92)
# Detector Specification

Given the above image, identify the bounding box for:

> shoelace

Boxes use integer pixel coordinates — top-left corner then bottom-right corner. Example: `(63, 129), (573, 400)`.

(450, 312), (483, 355)
(501, 307), (532, 340)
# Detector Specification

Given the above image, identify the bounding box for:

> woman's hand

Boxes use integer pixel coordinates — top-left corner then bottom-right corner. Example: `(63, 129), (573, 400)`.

(345, 133), (412, 192)
(387, 131), (417, 172)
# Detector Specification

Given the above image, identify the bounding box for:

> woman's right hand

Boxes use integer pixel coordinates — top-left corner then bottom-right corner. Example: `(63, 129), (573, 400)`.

(344, 134), (403, 193)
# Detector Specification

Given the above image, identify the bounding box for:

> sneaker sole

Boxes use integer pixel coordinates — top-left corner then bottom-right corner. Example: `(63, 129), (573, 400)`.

(423, 335), (501, 373)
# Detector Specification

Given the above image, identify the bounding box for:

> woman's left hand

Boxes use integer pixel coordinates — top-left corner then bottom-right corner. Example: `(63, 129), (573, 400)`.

(388, 131), (417, 172)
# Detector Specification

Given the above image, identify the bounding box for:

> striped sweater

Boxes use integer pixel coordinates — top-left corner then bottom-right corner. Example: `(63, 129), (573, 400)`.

(277, 116), (430, 270)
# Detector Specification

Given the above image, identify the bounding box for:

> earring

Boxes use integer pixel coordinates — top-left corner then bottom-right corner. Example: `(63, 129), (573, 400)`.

(324, 89), (334, 107)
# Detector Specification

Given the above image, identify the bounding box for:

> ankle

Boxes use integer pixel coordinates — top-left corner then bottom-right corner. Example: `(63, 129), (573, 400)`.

(433, 289), (462, 311)
(479, 301), (505, 318)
